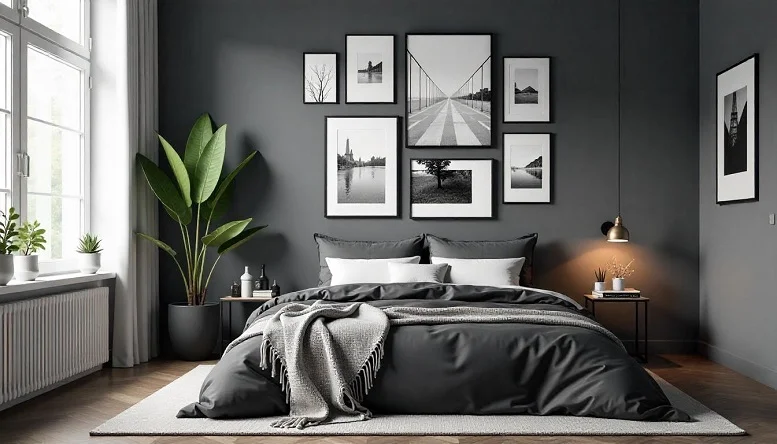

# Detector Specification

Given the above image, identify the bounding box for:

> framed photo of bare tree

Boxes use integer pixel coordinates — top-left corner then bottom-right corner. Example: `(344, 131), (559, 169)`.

(410, 158), (494, 219)
(346, 34), (396, 104)
(303, 53), (338, 104)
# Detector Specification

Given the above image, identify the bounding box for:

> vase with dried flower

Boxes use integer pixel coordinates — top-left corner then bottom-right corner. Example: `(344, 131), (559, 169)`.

(593, 268), (607, 292)
(607, 256), (635, 291)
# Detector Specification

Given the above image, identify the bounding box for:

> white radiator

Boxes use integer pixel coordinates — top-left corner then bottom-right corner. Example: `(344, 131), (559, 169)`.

(0, 287), (109, 408)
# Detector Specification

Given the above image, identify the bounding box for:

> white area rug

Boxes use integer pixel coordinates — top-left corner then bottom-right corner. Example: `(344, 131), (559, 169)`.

(91, 365), (744, 436)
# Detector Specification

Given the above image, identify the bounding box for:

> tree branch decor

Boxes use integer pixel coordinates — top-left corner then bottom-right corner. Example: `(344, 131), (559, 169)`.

(136, 114), (266, 305)
(607, 256), (635, 279)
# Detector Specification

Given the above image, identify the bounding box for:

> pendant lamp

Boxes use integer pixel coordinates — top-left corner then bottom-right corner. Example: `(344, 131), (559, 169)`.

(601, 0), (629, 243)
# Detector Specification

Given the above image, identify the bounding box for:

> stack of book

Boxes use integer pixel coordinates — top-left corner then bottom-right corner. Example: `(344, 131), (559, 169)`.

(592, 288), (641, 298)
(252, 290), (273, 299)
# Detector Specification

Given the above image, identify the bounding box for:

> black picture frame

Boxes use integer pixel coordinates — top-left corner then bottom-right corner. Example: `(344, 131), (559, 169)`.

(502, 133), (553, 204)
(405, 33), (493, 149)
(409, 157), (496, 220)
(716, 53), (758, 205)
(345, 34), (397, 104)
(303, 52), (339, 104)
(502, 56), (552, 123)
(324, 116), (402, 219)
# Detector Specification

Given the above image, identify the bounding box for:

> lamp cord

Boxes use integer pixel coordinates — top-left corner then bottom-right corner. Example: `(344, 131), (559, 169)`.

(617, 0), (622, 217)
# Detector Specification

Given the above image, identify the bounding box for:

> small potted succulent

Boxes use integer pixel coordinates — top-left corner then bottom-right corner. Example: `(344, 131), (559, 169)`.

(607, 256), (635, 291)
(594, 267), (607, 292)
(0, 208), (19, 285)
(13, 220), (46, 281)
(77, 233), (103, 274)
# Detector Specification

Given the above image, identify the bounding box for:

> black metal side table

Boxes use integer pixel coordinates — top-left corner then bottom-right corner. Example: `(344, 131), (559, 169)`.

(583, 294), (649, 363)
(219, 296), (271, 354)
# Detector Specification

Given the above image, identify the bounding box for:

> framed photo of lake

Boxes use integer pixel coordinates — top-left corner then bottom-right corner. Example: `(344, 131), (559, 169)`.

(503, 57), (550, 122)
(303, 52), (338, 104)
(410, 158), (494, 219)
(345, 35), (396, 104)
(503, 133), (551, 203)
(326, 116), (399, 218)
(406, 33), (492, 147)
(717, 54), (758, 204)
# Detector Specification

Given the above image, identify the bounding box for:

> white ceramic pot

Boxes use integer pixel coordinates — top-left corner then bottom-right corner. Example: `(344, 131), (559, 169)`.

(612, 277), (625, 291)
(594, 281), (606, 292)
(78, 252), (101, 274)
(13, 255), (39, 281)
(0, 254), (13, 285)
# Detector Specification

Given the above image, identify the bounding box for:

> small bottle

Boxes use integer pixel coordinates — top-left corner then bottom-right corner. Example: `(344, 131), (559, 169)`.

(240, 266), (253, 298)
(259, 264), (270, 290)
(271, 280), (281, 297)
(230, 281), (240, 297)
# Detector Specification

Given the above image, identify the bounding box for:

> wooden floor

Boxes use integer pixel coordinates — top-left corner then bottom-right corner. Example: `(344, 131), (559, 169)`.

(1, 354), (775, 443)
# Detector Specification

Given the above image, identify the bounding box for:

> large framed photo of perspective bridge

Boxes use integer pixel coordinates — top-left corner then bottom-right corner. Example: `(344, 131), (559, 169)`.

(406, 33), (492, 148)
(325, 116), (400, 218)
(716, 54), (758, 204)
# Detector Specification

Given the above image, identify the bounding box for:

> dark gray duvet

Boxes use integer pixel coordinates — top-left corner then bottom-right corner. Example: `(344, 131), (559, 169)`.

(178, 283), (690, 421)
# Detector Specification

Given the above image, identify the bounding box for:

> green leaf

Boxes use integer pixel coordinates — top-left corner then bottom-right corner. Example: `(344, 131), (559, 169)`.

(204, 151), (255, 220)
(202, 180), (233, 221)
(159, 134), (192, 207)
(217, 225), (266, 255)
(191, 124), (227, 203)
(136, 233), (177, 257)
(136, 153), (189, 222)
(184, 113), (214, 178)
(202, 218), (251, 247)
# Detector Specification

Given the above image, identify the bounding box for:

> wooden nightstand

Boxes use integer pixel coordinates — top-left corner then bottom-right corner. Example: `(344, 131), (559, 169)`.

(219, 296), (272, 354)
(583, 293), (649, 363)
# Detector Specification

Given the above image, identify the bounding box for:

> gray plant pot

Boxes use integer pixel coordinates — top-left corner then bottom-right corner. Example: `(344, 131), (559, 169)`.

(168, 302), (219, 361)
(0, 254), (14, 285)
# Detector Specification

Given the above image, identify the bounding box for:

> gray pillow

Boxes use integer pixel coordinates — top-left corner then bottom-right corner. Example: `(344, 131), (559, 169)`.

(314, 234), (425, 287)
(425, 233), (538, 285)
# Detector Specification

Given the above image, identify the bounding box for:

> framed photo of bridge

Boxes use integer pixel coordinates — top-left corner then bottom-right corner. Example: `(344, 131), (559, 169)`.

(406, 33), (492, 148)
(325, 116), (400, 218)
(716, 54), (758, 204)
(503, 133), (551, 203)
(503, 57), (550, 122)
(345, 34), (396, 104)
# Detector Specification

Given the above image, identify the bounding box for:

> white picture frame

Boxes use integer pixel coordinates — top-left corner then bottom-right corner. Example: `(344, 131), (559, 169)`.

(503, 133), (551, 203)
(410, 159), (493, 219)
(503, 57), (550, 123)
(345, 35), (395, 104)
(303, 53), (338, 104)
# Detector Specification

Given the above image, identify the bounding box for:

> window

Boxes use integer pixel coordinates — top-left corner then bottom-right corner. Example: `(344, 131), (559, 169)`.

(0, 1), (90, 273)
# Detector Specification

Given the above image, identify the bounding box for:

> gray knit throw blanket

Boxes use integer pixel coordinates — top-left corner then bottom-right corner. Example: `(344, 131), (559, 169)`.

(227, 301), (624, 429)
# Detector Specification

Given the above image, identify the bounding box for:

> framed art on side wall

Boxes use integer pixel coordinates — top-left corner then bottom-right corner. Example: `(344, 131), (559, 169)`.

(503, 57), (550, 122)
(345, 35), (396, 104)
(410, 158), (494, 219)
(503, 133), (551, 203)
(406, 33), (492, 148)
(326, 116), (399, 218)
(303, 53), (338, 104)
(717, 54), (758, 204)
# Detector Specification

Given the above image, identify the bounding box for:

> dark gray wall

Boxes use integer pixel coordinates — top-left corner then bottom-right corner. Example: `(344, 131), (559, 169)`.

(157, 0), (699, 350)
(699, 0), (777, 388)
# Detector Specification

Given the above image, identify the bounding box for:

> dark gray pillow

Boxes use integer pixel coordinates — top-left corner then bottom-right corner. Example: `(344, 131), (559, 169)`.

(314, 234), (425, 287)
(425, 233), (538, 285)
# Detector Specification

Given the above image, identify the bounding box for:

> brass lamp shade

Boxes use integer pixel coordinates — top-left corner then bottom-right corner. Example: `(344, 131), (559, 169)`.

(606, 216), (629, 242)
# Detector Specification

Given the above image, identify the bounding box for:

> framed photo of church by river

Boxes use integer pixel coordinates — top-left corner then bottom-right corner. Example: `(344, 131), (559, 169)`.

(346, 35), (396, 104)
(503, 133), (551, 204)
(717, 54), (758, 204)
(326, 116), (400, 218)
(406, 33), (492, 148)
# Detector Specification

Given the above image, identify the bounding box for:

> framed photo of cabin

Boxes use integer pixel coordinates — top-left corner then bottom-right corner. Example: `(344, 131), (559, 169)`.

(325, 116), (400, 217)
(503, 57), (550, 122)
(410, 158), (494, 219)
(717, 54), (758, 204)
(345, 35), (396, 104)
(503, 133), (551, 203)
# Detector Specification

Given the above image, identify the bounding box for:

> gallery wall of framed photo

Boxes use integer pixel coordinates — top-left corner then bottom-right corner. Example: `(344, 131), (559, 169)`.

(302, 33), (554, 220)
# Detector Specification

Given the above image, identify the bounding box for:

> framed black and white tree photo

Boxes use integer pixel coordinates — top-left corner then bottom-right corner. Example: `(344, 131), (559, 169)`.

(303, 53), (338, 104)
(717, 54), (758, 204)
(326, 117), (399, 218)
(410, 158), (493, 219)
(503, 133), (551, 203)
(503, 57), (550, 122)
(345, 35), (396, 104)
(406, 34), (492, 148)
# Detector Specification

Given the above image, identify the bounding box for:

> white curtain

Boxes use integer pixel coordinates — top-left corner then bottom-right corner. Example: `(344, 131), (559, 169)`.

(92, 0), (159, 367)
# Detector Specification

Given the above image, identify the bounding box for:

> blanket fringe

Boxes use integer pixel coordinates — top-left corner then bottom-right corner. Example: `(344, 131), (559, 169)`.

(270, 416), (319, 429)
(348, 339), (385, 403)
(260, 338), (291, 403)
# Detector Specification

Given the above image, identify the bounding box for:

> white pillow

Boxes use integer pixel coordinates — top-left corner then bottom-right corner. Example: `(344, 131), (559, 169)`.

(325, 256), (421, 286)
(388, 263), (449, 283)
(430, 257), (525, 286)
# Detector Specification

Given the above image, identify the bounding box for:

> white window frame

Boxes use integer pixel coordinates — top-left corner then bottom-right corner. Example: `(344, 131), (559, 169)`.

(0, 0), (90, 59)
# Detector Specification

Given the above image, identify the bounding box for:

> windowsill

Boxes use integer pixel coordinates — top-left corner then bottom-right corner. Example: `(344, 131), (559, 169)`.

(0, 271), (116, 297)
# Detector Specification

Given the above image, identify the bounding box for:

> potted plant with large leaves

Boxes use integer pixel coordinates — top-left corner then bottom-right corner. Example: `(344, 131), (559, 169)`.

(137, 114), (265, 360)
(0, 208), (19, 285)
(13, 220), (46, 281)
